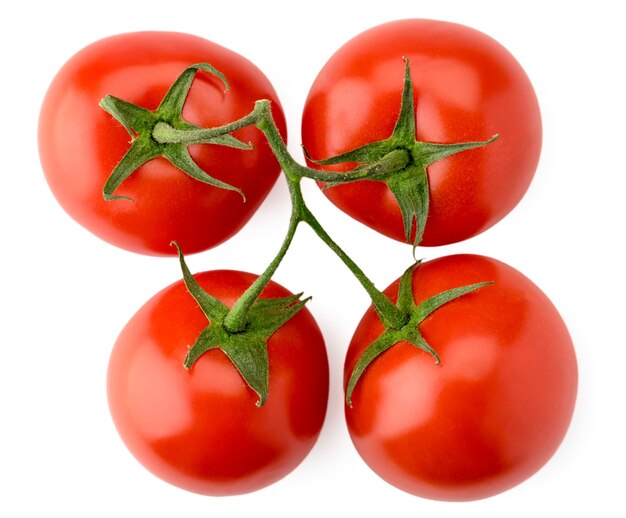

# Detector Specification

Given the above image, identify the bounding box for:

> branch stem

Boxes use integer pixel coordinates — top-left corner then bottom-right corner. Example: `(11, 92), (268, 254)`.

(221, 101), (408, 332)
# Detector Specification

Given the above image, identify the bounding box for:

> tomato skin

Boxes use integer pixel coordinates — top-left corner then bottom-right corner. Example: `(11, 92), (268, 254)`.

(302, 19), (542, 246)
(39, 32), (286, 256)
(345, 255), (577, 501)
(107, 270), (328, 495)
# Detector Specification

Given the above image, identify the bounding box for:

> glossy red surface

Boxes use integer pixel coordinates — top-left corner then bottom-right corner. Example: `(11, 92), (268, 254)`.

(108, 270), (329, 495)
(39, 32), (286, 255)
(302, 19), (542, 246)
(345, 255), (577, 500)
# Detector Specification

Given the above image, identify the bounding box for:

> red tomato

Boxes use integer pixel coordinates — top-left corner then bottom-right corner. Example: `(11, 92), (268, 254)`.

(107, 270), (328, 495)
(345, 255), (577, 501)
(39, 32), (286, 256)
(302, 19), (542, 246)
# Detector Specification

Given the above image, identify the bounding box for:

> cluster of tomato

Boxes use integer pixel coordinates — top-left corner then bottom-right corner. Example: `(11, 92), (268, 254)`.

(39, 20), (577, 501)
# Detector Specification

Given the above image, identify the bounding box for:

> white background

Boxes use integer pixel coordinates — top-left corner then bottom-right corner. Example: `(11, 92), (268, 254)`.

(2, 0), (624, 516)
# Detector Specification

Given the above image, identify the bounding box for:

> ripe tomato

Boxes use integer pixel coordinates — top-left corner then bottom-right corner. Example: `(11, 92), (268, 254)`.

(345, 255), (577, 501)
(107, 270), (329, 495)
(302, 19), (542, 246)
(39, 32), (286, 256)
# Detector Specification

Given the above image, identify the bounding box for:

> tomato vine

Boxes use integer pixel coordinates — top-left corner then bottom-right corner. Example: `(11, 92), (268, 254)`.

(40, 21), (577, 501)
(101, 61), (494, 401)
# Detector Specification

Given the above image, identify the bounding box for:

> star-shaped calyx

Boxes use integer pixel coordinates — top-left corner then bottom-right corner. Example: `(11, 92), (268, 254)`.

(99, 63), (252, 201)
(174, 243), (310, 407)
(310, 58), (498, 251)
(345, 263), (492, 407)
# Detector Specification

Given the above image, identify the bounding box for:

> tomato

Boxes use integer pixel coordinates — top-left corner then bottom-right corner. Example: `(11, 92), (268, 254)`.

(107, 270), (328, 495)
(345, 254), (577, 501)
(39, 32), (286, 256)
(302, 19), (542, 246)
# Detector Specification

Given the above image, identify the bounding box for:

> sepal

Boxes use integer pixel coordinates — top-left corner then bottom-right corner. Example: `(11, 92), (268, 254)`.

(346, 262), (492, 407)
(308, 59), (498, 248)
(100, 64), (250, 201)
(175, 243), (310, 406)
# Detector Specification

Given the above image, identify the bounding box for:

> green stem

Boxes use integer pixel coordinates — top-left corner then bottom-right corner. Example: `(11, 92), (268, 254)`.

(299, 203), (407, 329)
(222, 103), (408, 332)
(153, 100), (410, 185)
(256, 107), (406, 327)
(326, 148), (410, 183)
(253, 101), (312, 181)
(155, 97), (409, 333)
(256, 101), (411, 184)
(223, 191), (302, 333)
(152, 110), (259, 145)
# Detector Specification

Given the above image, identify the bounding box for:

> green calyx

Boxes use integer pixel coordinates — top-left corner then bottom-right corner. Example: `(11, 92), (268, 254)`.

(174, 242), (310, 407)
(311, 58), (498, 251)
(345, 263), (492, 407)
(99, 63), (252, 202)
